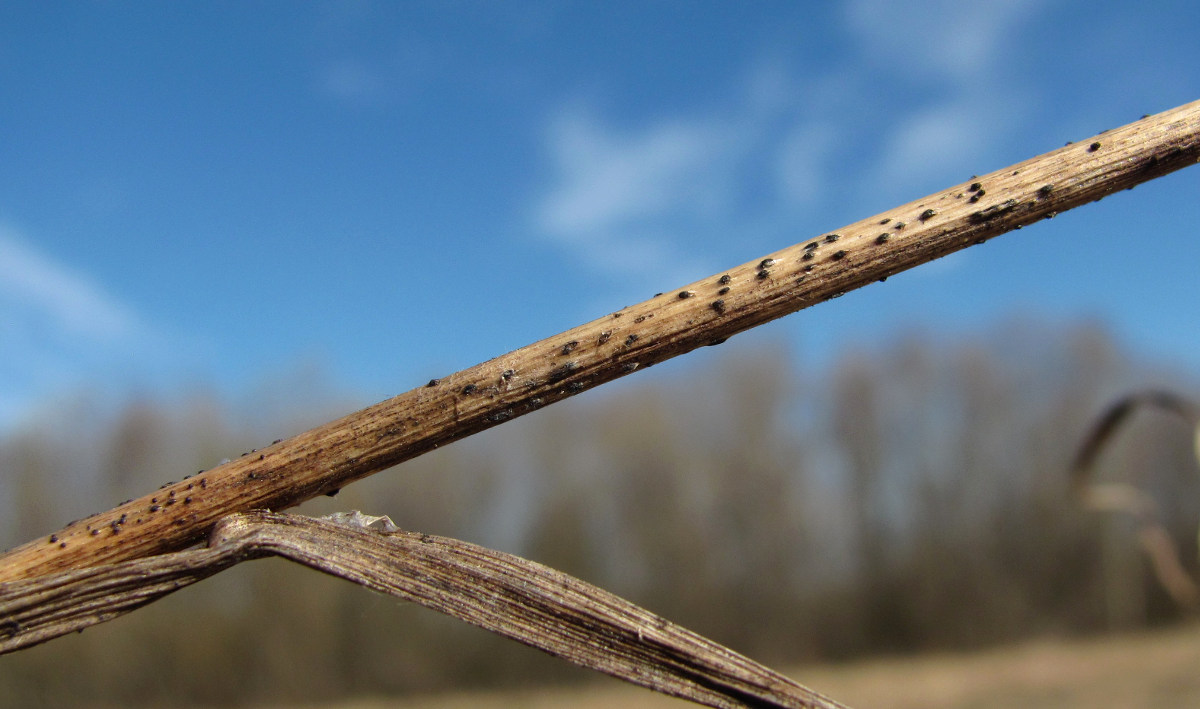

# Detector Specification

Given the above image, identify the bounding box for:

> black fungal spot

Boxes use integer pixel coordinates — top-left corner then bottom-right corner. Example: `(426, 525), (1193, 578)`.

(597, 331), (612, 345)
(1037, 184), (1054, 198)
(706, 337), (727, 347)
(625, 334), (639, 346)
(894, 221), (906, 229)
(566, 382), (586, 393)
(759, 258), (776, 269)
(678, 290), (695, 299)
(804, 241), (819, 251)
(968, 198), (1019, 224)
(273, 439), (282, 445)
(184, 497), (192, 504)
(756, 269), (770, 280)
(149, 504), (161, 512)
(487, 409), (514, 422)
(621, 363), (640, 373)
(462, 384), (478, 395)
(1089, 142), (1101, 152)
(718, 273), (732, 285)
(969, 193), (982, 203)
(560, 341), (578, 356)
(325, 488), (340, 497)
(711, 299), (726, 314)
(875, 234), (890, 244)
(803, 264), (814, 273)
(549, 361), (579, 382)
(90, 529), (99, 536)
(529, 397), (544, 407)
(802, 251), (815, 261)
(831, 250), (847, 261)
(823, 233), (841, 243)
(426, 378), (440, 387)
(502, 368), (515, 379)
(199, 479), (208, 489)
(879, 218), (891, 224)
(49, 534), (58, 543)
(717, 286), (730, 295)
(919, 208), (937, 221)
(634, 315), (646, 323)
(968, 182), (982, 192)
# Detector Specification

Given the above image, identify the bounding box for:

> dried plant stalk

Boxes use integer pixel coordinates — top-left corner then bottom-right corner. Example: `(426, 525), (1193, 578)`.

(0, 512), (847, 709)
(2, 100), (1200, 582)
(1071, 390), (1200, 610)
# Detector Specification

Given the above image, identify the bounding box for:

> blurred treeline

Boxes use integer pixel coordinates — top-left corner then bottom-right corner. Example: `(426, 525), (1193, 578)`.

(2, 321), (1199, 708)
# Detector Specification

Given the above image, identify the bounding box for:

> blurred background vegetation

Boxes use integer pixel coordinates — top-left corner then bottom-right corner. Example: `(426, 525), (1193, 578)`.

(2, 320), (1199, 708)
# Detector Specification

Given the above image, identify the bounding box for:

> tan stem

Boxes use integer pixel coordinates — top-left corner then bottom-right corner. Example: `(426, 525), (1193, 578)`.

(3, 100), (1200, 583)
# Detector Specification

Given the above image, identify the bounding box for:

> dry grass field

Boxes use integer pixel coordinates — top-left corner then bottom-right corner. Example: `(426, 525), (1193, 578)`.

(279, 622), (1200, 709)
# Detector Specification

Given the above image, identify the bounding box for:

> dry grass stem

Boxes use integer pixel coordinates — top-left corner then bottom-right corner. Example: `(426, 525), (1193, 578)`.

(1071, 390), (1200, 609)
(0, 512), (846, 709)
(1, 101), (1199, 584)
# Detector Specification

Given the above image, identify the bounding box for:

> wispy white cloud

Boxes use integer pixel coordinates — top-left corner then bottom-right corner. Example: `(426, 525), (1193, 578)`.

(843, 0), (1040, 83)
(534, 106), (737, 240)
(530, 2), (1049, 283)
(868, 95), (1032, 190)
(315, 59), (387, 101)
(530, 63), (844, 281)
(0, 225), (174, 431)
(845, 1), (1043, 196)
(0, 226), (138, 342)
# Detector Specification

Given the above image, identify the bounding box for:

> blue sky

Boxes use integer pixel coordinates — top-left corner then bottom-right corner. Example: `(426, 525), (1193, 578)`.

(2, 1), (1199, 431)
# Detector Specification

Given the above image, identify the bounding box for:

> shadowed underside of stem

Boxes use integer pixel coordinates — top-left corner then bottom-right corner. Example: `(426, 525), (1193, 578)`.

(2, 100), (1199, 583)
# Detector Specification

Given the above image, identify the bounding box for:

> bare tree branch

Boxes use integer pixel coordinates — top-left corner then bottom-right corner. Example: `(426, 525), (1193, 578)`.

(2, 100), (1199, 583)
(1, 512), (847, 709)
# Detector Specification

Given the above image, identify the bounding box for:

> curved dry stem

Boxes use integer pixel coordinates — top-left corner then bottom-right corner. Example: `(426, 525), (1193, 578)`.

(1070, 390), (1200, 610)
(1, 512), (847, 709)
